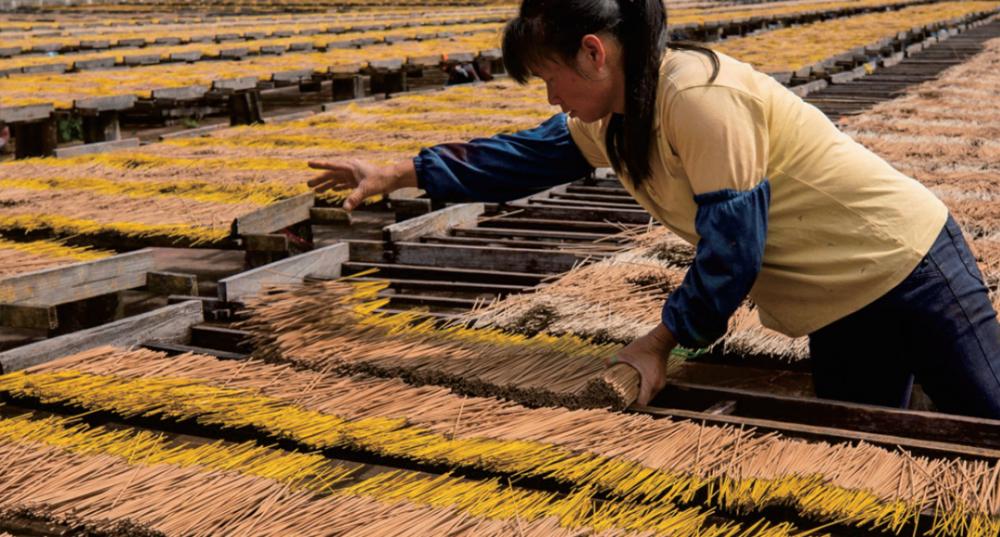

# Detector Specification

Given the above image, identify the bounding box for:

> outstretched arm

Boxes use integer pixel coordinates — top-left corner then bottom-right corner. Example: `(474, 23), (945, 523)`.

(309, 114), (594, 210)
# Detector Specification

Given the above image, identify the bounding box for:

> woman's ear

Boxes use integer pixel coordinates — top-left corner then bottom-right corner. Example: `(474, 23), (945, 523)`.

(579, 34), (608, 72)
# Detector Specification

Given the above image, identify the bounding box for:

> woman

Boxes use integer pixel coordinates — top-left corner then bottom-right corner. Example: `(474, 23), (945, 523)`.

(309, 0), (1000, 417)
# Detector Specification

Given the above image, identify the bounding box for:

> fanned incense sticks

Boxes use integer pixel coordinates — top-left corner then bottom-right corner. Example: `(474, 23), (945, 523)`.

(3, 346), (1000, 536)
(467, 226), (810, 361)
(0, 409), (793, 537)
(0, 235), (111, 279)
(240, 278), (636, 409)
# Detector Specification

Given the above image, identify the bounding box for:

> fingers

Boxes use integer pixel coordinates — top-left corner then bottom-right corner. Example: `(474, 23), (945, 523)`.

(637, 380), (654, 406)
(308, 160), (355, 171)
(308, 170), (359, 193)
(343, 183), (373, 212)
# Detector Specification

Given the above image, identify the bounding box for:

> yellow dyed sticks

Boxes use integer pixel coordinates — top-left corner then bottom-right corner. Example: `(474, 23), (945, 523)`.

(714, 1), (1000, 74)
(0, 80), (552, 246)
(2, 346), (998, 536)
(0, 236), (111, 279)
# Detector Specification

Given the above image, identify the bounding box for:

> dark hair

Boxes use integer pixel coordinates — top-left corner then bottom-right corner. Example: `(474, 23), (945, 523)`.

(503, 0), (719, 186)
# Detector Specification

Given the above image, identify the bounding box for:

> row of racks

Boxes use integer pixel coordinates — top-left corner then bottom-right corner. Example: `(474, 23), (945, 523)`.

(1, 0), (985, 159)
(0, 21), (999, 533)
(3, 10), (1000, 449)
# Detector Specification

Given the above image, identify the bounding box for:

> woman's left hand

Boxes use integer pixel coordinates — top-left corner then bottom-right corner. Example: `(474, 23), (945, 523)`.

(607, 323), (678, 405)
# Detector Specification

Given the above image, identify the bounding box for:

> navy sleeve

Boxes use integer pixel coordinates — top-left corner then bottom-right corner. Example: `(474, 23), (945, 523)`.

(662, 179), (771, 348)
(413, 113), (594, 202)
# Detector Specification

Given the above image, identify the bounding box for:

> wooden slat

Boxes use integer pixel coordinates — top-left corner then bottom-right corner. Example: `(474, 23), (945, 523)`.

(384, 203), (484, 243)
(143, 341), (248, 361)
(234, 193), (315, 236)
(189, 325), (252, 354)
(0, 249), (154, 306)
(635, 405), (1000, 462)
(0, 304), (57, 330)
(0, 103), (53, 123)
(654, 382), (1000, 450)
(343, 276), (527, 295)
(0, 300), (203, 374)
(504, 203), (652, 225)
(341, 261), (545, 286)
(478, 217), (633, 234)
(530, 198), (641, 210)
(350, 240), (583, 274)
(422, 235), (618, 252)
(218, 243), (349, 303)
(146, 271), (198, 296)
(452, 226), (614, 242)
(379, 292), (480, 308)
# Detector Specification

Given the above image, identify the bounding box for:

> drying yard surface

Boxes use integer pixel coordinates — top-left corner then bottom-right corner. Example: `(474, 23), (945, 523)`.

(1, 0), (1000, 536)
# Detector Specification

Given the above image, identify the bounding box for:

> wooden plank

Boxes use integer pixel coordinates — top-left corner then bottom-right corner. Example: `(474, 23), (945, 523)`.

(0, 103), (53, 123)
(452, 226), (613, 242)
(219, 47), (249, 60)
(74, 94), (136, 112)
(829, 64), (869, 84)
(234, 193), (315, 236)
(341, 261), (545, 286)
(243, 233), (288, 253)
(80, 39), (111, 49)
(0, 300), (203, 374)
(385, 203), (484, 243)
(353, 240), (584, 274)
(503, 203), (652, 225)
(0, 304), (57, 330)
(423, 235), (614, 252)
(310, 207), (352, 224)
(169, 51), (203, 62)
(74, 57), (116, 70)
(152, 85), (209, 101)
(143, 341), (248, 361)
(634, 405), (1000, 462)
(380, 292), (479, 308)
(54, 138), (139, 158)
(146, 271), (198, 296)
(22, 62), (67, 74)
(655, 382), (1000, 450)
(0, 249), (154, 306)
(218, 243), (349, 303)
(479, 217), (637, 234)
(368, 58), (404, 72)
(189, 325), (252, 353)
(123, 54), (160, 66)
(272, 69), (314, 84)
(344, 276), (527, 294)
(789, 78), (828, 98)
(212, 76), (258, 92)
(531, 197), (640, 210)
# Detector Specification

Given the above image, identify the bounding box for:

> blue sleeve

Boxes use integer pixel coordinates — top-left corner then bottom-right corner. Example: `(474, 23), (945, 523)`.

(413, 113), (594, 202)
(662, 180), (771, 348)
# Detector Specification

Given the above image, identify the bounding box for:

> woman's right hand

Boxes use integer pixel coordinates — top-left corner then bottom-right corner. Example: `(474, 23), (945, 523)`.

(307, 159), (416, 211)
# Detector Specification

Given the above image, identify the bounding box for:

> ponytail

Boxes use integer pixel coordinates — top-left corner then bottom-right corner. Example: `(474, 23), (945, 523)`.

(503, 0), (719, 186)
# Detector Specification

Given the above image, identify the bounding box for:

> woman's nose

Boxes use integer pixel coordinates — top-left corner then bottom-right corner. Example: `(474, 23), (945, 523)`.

(546, 86), (560, 107)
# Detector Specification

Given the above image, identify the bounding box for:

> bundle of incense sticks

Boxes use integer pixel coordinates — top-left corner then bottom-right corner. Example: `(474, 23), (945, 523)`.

(2, 346), (998, 536)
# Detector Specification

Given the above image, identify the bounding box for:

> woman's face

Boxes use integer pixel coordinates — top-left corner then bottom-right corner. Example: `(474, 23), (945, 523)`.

(531, 34), (624, 123)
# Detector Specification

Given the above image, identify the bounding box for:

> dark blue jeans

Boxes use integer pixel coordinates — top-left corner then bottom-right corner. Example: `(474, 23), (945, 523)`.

(809, 215), (1000, 418)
